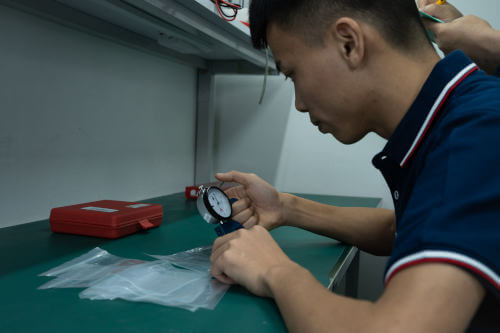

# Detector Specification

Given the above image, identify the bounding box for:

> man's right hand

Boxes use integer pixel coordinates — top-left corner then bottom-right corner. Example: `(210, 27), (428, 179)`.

(215, 171), (286, 230)
(418, 1), (499, 74)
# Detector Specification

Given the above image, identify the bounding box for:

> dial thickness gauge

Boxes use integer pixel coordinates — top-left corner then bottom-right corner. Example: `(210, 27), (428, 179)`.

(196, 185), (244, 236)
(197, 186), (232, 224)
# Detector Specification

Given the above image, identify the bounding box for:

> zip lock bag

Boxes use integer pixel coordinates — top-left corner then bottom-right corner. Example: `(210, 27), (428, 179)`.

(38, 246), (229, 311)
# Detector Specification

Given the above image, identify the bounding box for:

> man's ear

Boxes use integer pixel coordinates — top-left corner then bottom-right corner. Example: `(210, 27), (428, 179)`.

(330, 17), (365, 69)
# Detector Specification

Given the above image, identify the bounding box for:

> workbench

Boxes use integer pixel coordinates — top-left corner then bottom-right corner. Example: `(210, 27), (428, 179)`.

(0, 192), (380, 332)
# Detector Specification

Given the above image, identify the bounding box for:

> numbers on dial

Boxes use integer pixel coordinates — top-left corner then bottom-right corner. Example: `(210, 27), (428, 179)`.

(207, 187), (231, 219)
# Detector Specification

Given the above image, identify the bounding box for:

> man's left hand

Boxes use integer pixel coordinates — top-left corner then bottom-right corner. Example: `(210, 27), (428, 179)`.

(210, 225), (298, 297)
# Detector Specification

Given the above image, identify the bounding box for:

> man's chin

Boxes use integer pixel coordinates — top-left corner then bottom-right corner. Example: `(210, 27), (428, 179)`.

(317, 125), (362, 144)
(334, 131), (368, 145)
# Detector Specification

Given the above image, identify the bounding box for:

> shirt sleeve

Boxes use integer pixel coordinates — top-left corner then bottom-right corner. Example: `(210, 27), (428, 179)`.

(385, 107), (500, 296)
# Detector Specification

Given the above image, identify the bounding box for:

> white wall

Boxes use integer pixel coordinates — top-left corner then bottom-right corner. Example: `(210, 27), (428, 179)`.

(213, 75), (294, 185)
(275, 111), (391, 205)
(0, 5), (197, 228)
(447, 0), (500, 29)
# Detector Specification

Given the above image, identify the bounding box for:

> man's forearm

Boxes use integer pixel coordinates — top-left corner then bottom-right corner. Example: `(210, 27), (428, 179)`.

(264, 260), (484, 333)
(265, 263), (375, 333)
(280, 193), (395, 255)
(457, 18), (500, 74)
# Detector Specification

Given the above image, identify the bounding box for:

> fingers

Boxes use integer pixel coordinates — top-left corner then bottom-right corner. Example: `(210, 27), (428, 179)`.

(417, 0), (436, 8)
(210, 232), (242, 284)
(241, 215), (258, 228)
(232, 207), (253, 223)
(215, 170), (252, 186)
(231, 197), (250, 215)
(420, 3), (463, 22)
(210, 246), (236, 284)
(210, 263), (236, 284)
(420, 4), (445, 18)
(425, 21), (442, 35)
(213, 228), (233, 247)
(230, 198), (259, 228)
(224, 185), (247, 201)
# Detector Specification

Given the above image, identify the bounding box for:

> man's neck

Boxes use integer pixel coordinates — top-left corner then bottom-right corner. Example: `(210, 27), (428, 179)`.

(370, 50), (441, 140)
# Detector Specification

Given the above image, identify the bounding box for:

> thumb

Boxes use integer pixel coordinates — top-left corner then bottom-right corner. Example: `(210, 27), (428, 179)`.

(215, 170), (251, 186)
(426, 20), (443, 34)
(428, 20), (449, 41)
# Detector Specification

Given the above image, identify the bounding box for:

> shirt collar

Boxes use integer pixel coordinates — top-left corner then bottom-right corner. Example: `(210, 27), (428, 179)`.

(378, 50), (479, 168)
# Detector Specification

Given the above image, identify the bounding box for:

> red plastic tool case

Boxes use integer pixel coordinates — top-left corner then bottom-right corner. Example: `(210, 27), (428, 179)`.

(50, 200), (163, 239)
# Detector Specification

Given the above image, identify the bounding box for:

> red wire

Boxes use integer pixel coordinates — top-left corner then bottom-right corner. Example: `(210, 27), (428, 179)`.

(215, 4), (235, 21)
(219, 0), (241, 9)
(214, 0), (240, 22)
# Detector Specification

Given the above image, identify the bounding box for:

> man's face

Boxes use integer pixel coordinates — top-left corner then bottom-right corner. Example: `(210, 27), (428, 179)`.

(267, 22), (372, 144)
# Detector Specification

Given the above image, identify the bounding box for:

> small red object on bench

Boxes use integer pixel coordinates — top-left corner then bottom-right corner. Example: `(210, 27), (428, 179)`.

(49, 200), (163, 239)
(185, 186), (200, 200)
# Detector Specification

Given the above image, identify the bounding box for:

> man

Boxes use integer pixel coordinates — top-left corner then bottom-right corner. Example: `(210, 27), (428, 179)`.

(210, 0), (500, 331)
(418, 0), (500, 76)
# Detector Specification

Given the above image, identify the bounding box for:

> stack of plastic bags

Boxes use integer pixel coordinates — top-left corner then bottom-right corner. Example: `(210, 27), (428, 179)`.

(38, 247), (229, 311)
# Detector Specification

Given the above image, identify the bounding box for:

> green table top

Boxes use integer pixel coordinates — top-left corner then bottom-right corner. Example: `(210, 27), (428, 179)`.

(0, 192), (380, 333)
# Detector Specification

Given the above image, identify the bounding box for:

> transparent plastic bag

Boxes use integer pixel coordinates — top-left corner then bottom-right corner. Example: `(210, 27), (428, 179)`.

(39, 246), (229, 311)
(38, 247), (145, 289)
(79, 259), (229, 311)
(188, 275), (231, 310)
(39, 247), (112, 277)
(148, 246), (212, 273)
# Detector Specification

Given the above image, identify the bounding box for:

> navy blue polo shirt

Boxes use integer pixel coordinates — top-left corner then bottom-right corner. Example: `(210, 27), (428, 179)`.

(372, 50), (500, 326)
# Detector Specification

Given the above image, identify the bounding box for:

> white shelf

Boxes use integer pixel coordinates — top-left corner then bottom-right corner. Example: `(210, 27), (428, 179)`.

(3, 0), (272, 74)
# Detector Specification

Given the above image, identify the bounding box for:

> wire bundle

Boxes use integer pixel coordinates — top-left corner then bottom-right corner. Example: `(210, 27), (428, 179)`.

(210, 0), (242, 21)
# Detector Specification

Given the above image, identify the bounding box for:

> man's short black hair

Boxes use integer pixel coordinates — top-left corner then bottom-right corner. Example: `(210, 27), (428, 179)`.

(250, 0), (431, 51)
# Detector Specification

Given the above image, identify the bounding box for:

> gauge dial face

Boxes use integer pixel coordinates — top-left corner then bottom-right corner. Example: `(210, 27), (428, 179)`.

(207, 187), (231, 219)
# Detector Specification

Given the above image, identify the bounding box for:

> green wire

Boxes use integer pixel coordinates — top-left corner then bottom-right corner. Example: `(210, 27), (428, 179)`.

(258, 47), (269, 104)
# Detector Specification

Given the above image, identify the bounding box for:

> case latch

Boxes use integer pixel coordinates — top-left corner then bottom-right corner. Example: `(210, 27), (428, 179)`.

(139, 219), (154, 230)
